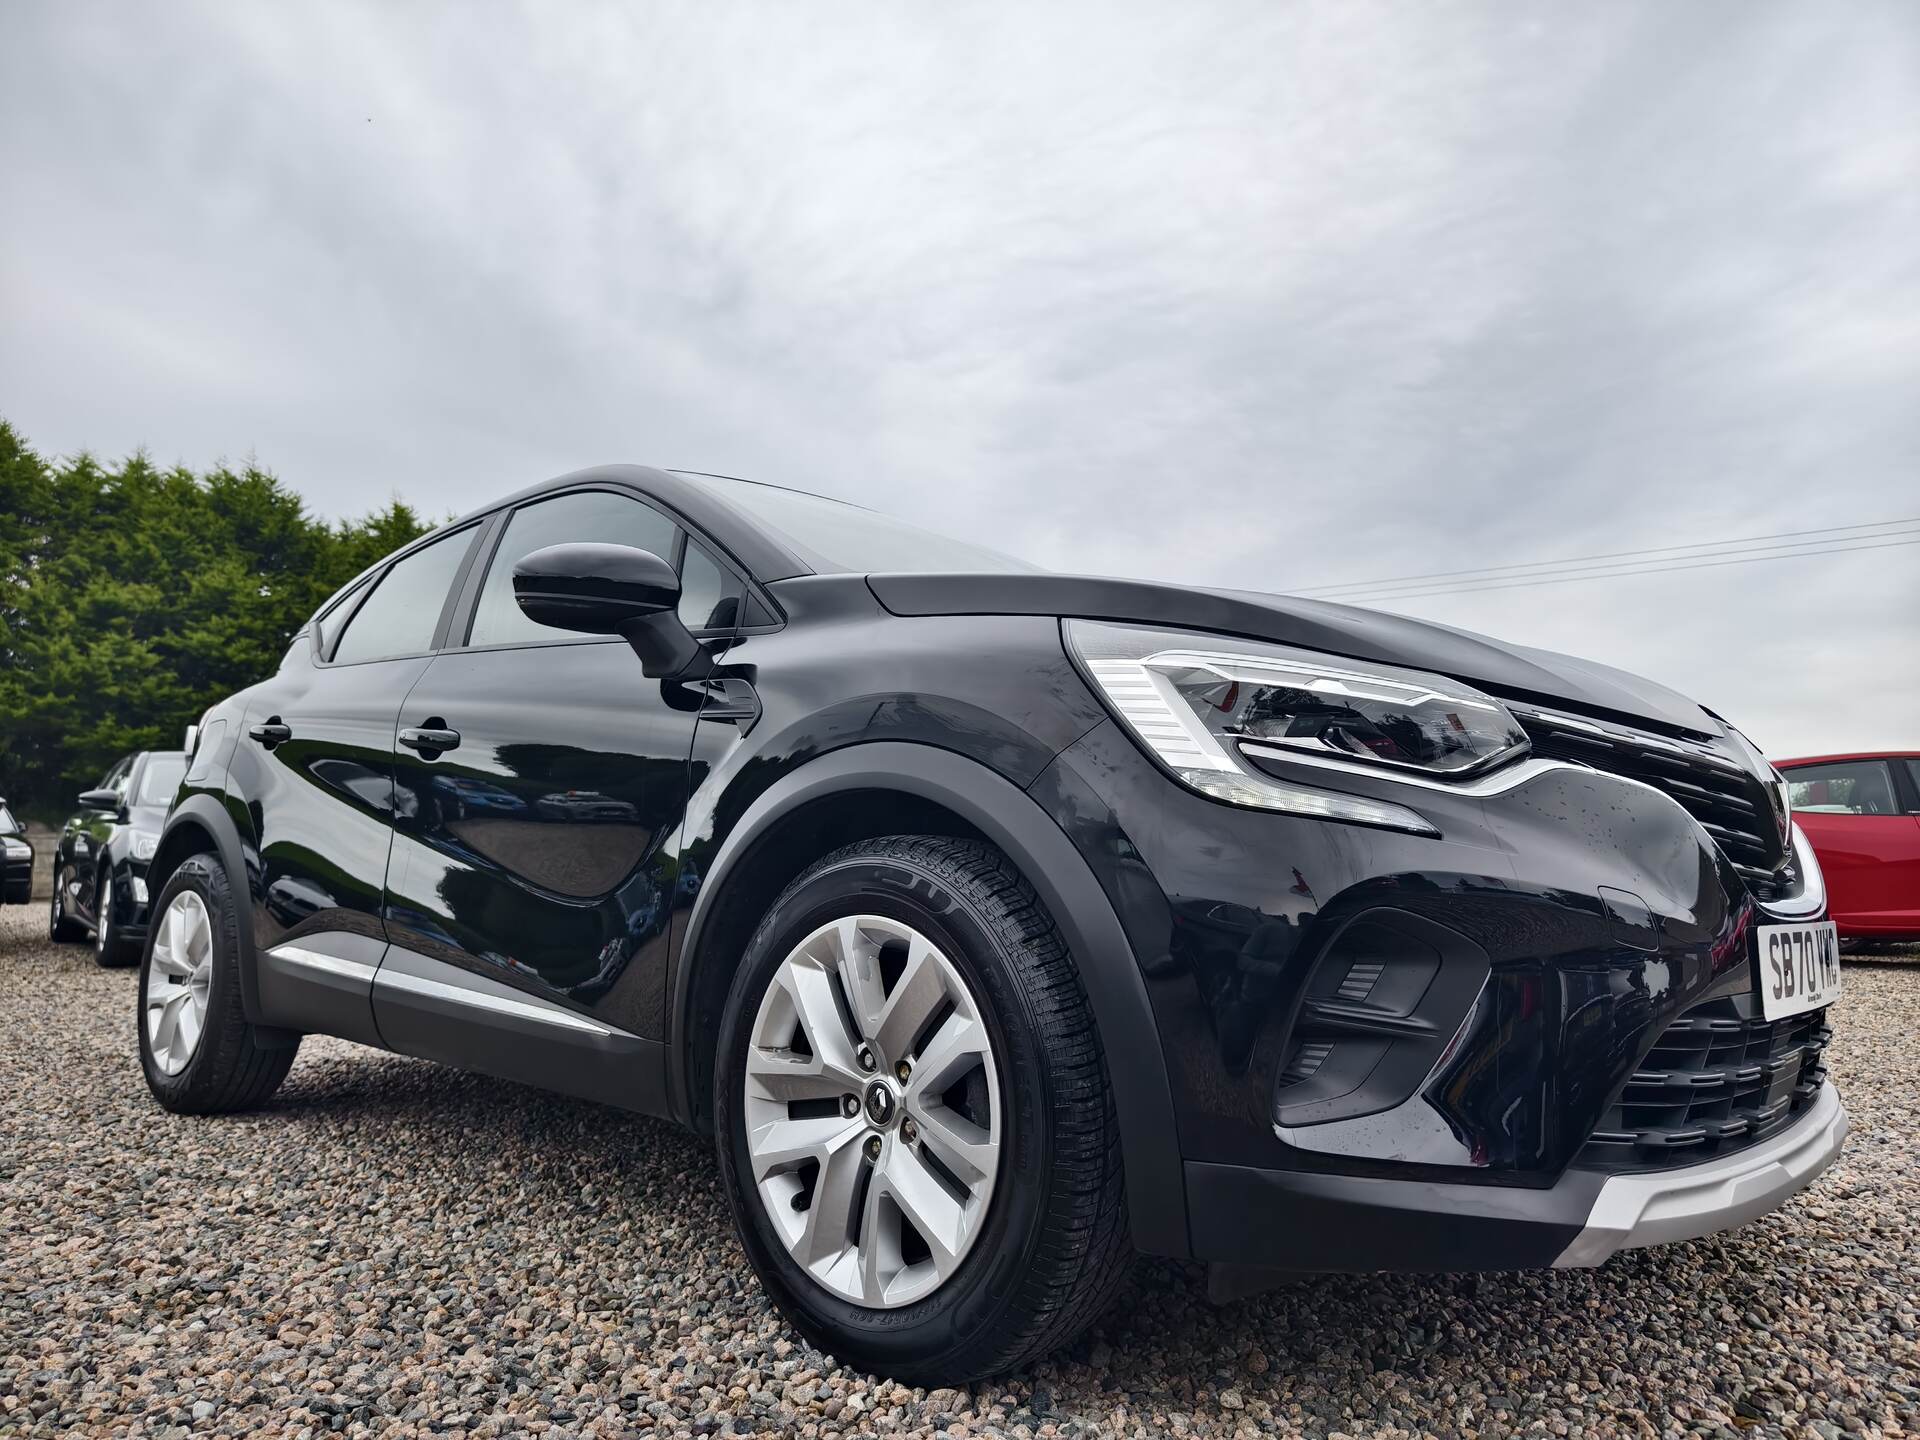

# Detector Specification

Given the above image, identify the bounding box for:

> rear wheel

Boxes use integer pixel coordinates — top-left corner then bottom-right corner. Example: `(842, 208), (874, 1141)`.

(93, 870), (139, 967)
(139, 852), (299, 1113)
(714, 835), (1131, 1382)
(48, 867), (85, 942)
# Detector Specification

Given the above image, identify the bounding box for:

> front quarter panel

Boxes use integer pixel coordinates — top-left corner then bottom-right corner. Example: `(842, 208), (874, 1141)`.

(1035, 719), (1760, 1183)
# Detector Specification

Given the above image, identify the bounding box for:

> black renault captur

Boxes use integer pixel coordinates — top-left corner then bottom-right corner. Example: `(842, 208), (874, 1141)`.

(138, 466), (1847, 1381)
(50, 749), (188, 964)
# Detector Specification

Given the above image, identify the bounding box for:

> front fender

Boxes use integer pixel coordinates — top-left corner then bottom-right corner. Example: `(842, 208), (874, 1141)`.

(150, 793), (282, 1035)
(668, 740), (1190, 1258)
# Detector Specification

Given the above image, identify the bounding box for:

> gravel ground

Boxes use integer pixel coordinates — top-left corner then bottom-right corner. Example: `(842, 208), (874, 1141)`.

(2, 908), (1915, 1440)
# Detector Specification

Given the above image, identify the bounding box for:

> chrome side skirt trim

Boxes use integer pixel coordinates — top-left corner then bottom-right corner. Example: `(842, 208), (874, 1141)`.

(373, 961), (616, 1038)
(268, 942), (380, 984)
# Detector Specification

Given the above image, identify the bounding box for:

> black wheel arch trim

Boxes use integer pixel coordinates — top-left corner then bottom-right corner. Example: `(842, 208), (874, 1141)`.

(668, 740), (1190, 1258)
(149, 794), (296, 1045)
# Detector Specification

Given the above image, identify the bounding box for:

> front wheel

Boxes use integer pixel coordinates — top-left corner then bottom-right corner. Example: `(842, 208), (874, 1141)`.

(714, 836), (1131, 1383)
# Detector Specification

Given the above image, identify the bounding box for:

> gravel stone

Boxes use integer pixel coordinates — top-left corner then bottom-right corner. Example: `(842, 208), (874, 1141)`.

(1, 908), (1915, 1437)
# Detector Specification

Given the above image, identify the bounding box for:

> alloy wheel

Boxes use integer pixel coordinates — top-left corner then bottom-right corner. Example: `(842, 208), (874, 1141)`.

(743, 914), (1001, 1309)
(145, 890), (214, 1075)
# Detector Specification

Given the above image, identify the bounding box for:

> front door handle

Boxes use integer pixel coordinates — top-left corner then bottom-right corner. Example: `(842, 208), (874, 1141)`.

(399, 725), (461, 755)
(248, 719), (292, 747)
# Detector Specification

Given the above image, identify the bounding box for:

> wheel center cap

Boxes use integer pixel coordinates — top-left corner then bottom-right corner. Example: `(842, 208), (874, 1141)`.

(863, 1079), (896, 1127)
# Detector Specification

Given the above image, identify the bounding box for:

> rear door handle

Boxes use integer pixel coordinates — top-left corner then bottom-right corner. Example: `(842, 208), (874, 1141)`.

(398, 725), (461, 754)
(248, 719), (292, 747)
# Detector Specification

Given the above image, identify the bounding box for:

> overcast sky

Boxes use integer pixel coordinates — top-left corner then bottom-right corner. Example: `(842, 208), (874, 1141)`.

(3, 2), (1916, 757)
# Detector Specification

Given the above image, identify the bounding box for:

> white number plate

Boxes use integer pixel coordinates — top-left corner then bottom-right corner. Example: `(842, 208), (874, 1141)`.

(1756, 921), (1841, 1020)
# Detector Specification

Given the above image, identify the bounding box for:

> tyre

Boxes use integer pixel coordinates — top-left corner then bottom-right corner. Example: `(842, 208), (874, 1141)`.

(49, 867), (85, 942)
(714, 835), (1131, 1382)
(138, 852), (299, 1114)
(93, 869), (139, 967)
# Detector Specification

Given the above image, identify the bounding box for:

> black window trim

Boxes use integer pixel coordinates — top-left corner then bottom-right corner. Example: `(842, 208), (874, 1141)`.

(444, 480), (782, 657)
(316, 519), (488, 670)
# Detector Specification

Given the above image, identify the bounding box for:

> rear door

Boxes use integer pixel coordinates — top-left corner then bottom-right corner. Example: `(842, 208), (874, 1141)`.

(1784, 758), (1920, 934)
(376, 484), (747, 1103)
(228, 522), (483, 972)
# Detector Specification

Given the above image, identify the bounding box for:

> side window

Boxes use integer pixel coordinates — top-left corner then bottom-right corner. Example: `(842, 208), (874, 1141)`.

(467, 490), (678, 648)
(313, 577), (371, 660)
(678, 538), (745, 633)
(1905, 759), (1920, 811)
(331, 527), (476, 665)
(1784, 760), (1899, 816)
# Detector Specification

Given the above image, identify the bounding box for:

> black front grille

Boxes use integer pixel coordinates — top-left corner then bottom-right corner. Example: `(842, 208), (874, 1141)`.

(1577, 994), (1830, 1173)
(1517, 709), (1791, 897)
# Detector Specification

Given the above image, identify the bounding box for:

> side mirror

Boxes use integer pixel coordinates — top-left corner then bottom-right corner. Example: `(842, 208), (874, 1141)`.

(79, 788), (122, 813)
(512, 543), (704, 679)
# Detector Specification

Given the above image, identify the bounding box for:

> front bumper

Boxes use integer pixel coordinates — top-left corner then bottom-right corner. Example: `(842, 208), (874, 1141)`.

(1032, 716), (1842, 1266)
(1194, 1083), (1846, 1283)
(1556, 1081), (1849, 1266)
(3, 853), (31, 905)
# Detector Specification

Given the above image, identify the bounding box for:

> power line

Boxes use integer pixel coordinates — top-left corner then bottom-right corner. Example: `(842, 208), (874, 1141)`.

(1292, 516), (1920, 597)
(1328, 524), (1920, 601)
(1332, 535), (1920, 606)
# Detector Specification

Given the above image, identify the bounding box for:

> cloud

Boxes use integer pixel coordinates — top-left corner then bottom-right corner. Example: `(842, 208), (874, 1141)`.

(2, 0), (1915, 754)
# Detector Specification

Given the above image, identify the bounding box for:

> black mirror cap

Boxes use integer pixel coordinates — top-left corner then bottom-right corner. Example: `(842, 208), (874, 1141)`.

(78, 788), (121, 811)
(512, 543), (681, 635)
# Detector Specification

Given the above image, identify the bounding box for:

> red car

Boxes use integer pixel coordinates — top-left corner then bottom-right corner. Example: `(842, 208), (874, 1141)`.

(1775, 751), (1920, 944)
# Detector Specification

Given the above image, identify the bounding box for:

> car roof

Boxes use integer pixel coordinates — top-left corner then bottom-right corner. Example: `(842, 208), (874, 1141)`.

(1775, 751), (1917, 767)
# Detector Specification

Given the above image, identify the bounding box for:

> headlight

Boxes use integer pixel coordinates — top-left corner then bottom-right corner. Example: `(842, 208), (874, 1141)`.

(1068, 620), (1532, 835)
(130, 831), (160, 862)
(2, 838), (28, 860)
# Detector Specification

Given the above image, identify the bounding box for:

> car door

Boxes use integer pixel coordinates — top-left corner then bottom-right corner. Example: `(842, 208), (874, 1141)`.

(378, 485), (746, 1078)
(227, 522), (483, 971)
(1783, 758), (1919, 933)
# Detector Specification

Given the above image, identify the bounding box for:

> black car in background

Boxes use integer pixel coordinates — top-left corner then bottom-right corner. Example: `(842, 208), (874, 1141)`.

(49, 750), (187, 964)
(1, 799), (31, 906)
(136, 466), (1845, 1382)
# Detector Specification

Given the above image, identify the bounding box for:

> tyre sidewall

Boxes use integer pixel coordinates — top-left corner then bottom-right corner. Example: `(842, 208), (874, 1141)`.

(715, 851), (1056, 1376)
(95, 871), (115, 961)
(138, 854), (246, 1109)
(49, 870), (70, 941)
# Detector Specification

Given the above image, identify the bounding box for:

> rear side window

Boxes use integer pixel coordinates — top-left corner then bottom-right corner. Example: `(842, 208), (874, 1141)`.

(467, 490), (679, 648)
(312, 579), (370, 659)
(331, 528), (475, 664)
(1785, 760), (1899, 816)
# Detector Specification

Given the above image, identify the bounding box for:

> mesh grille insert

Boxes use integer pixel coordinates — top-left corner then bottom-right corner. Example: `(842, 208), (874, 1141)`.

(1577, 994), (1830, 1173)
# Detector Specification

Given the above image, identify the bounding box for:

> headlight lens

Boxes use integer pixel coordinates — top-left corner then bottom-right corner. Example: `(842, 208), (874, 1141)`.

(130, 831), (160, 862)
(1069, 621), (1530, 833)
(2, 838), (28, 860)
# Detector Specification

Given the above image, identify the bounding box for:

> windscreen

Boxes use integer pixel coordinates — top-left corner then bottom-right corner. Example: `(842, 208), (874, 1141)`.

(678, 472), (1040, 575)
(0, 804), (17, 834)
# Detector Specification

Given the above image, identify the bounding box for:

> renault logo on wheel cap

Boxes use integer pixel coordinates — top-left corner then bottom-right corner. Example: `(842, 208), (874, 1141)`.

(863, 1080), (896, 1127)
